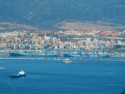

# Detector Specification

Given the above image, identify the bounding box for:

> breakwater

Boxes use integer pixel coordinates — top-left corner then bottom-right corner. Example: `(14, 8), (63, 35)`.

(0, 57), (125, 62)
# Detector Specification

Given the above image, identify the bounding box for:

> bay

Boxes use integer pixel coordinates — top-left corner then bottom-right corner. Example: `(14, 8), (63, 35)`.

(0, 58), (125, 94)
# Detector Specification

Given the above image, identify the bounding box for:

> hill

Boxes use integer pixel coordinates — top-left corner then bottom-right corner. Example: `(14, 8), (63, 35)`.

(0, 0), (125, 30)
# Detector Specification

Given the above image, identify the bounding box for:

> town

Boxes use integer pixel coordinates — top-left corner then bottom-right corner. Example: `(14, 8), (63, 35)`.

(0, 29), (125, 57)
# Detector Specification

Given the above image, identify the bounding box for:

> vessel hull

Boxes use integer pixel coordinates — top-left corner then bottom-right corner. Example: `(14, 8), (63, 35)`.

(10, 74), (26, 78)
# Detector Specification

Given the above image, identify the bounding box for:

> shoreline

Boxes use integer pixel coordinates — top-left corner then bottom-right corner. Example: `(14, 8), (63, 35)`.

(0, 57), (125, 62)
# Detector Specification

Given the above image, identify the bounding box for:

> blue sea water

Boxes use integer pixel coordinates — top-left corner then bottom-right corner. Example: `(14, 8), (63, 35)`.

(0, 58), (125, 94)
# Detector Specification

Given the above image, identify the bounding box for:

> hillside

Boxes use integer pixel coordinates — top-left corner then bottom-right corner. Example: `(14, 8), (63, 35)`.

(57, 21), (125, 31)
(0, 0), (125, 29)
(0, 22), (39, 32)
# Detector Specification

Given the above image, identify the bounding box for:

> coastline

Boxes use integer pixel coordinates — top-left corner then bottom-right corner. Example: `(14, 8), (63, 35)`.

(0, 57), (125, 62)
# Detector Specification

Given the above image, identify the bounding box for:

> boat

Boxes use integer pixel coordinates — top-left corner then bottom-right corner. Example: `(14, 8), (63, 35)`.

(84, 54), (110, 58)
(10, 70), (26, 78)
(9, 52), (58, 57)
(9, 52), (27, 56)
(64, 53), (110, 58)
(9, 52), (38, 57)
(63, 54), (81, 57)
(63, 58), (72, 63)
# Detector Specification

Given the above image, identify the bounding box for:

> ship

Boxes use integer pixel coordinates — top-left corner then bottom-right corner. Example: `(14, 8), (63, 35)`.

(9, 52), (58, 57)
(9, 52), (28, 56)
(63, 53), (110, 58)
(10, 70), (26, 78)
(63, 54), (82, 57)
(86, 54), (110, 58)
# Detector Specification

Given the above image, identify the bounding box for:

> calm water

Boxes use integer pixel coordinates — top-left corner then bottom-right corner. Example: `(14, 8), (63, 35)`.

(0, 58), (125, 94)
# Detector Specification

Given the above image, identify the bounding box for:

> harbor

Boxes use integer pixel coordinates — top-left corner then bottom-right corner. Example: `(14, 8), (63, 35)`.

(0, 58), (125, 94)
(0, 57), (125, 62)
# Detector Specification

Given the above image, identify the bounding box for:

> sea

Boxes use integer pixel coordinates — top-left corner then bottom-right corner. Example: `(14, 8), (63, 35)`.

(0, 57), (125, 94)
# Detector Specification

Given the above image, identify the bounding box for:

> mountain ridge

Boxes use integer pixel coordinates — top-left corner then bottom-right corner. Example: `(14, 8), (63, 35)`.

(0, 0), (125, 29)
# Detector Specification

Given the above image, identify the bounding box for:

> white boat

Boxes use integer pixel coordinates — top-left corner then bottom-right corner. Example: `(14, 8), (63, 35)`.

(11, 70), (26, 78)
(63, 58), (72, 64)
